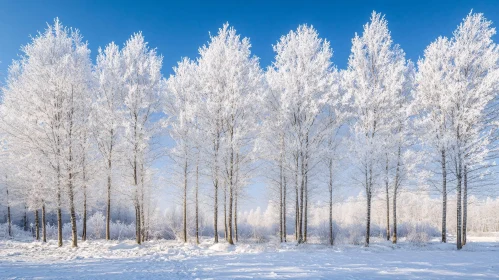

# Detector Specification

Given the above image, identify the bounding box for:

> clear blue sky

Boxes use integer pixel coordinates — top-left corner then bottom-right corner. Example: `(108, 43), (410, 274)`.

(1, 0), (498, 211)
(1, 0), (498, 78)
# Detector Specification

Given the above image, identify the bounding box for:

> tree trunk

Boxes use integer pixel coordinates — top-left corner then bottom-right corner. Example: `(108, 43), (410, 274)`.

(57, 162), (63, 247)
(81, 190), (87, 241)
(228, 181), (234, 245)
(214, 176), (219, 243)
(135, 203), (141, 245)
(235, 188), (239, 242)
(279, 160), (283, 243)
(82, 180), (87, 242)
(283, 174), (287, 242)
(392, 189), (397, 244)
(441, 149), (447, 243)
(462, 165), (468, 246)
(298, 151), (305, 243)
(7, 201), (11, 238)
(35, 210), (40, 241)
(328, 159), (333, 246)
(140, 163), (146, 242)
(23, 206), (28, 231)
(195, 159), (200, 244)
(42, 204), (47, 243)
(69, 177), (78, 248)
(224, 183), (228, 241)
(366, 192), (371, 247)
(392, 146), (401, 244)
(456, 160), (462, 250)
(295, 154), (299, 241)
(183, 158), (188, 243)
(385, 156), (390, 241)
(106, 157), (112, 241)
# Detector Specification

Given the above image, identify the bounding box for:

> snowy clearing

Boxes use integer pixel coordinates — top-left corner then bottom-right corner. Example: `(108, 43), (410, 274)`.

(1, 236), (499, 279)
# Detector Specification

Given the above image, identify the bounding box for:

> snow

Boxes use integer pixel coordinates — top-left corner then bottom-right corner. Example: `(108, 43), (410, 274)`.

(1, 236), (499, 279)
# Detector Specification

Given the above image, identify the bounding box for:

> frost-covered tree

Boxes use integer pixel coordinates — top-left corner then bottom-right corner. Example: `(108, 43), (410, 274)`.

(414, 36), (454, 243)
(345, 12), (410, 246)
(195, 23), (263, 244)
(448, 12), (499, 249)
(166, 58), (198, 243)
(121, 32), (163, 245)
(93, 42), (126, 241)
(266, 24), (335, 243)
(0, 19), (93, 247)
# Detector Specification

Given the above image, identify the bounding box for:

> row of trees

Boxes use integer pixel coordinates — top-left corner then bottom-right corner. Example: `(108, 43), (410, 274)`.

(1, 11), (498, 250)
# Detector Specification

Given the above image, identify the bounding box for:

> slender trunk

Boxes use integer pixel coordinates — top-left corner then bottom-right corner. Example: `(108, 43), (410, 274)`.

(195, 158), (200, 244)
(235, 188), (238, 242)
(6, 187), (11, 237)
(42, 204), (47, 242)
(385, 156), (390, 241)
(106, 156), (112, 241)
(227, 132), (235, 245)
(392, 190), (397, 244)
(214, 177), (219, 243)
(392, 146), (401, 244)
(279, 159), (283, 243)
(365, 165), (373, 247)
(135, 203), (141, 244)
(57, 160), (63, 247)
(213, 130), (220, 243)
(69, 174), (78, 247)
(298, 150), (305, 243)
(82, 163), (87, 241)
(228, 181), (234, 245)
(366, 192), (371, 247)
(140, 163), (145, 242)
(463, 165), (468, 246)
(224, 183), (227, 241)
(82, 188), (87, 241)
(23, 206), (28, 231)
(294, 154), (299, 241)
(134, 147), (141, 245)
(329, 159), (333, 246)
(183, 157), (188, 243)
(456, 159), (463, 250)
(283, 174), (287, 242)
(441, 149), (447, 243)
(35, 210), (40, 240)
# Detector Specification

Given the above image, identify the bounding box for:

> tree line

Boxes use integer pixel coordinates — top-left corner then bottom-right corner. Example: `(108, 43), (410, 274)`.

(1, 11), (498, 250)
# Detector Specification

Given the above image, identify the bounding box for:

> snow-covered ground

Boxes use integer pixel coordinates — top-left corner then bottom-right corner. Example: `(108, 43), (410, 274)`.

(1, 235), (499, 279)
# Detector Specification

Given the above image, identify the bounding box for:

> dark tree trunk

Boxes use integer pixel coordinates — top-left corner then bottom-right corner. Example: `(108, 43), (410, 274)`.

(456, 159), (463, 250)
(35, 210), (40, 240)
(42, 204), (47, 242)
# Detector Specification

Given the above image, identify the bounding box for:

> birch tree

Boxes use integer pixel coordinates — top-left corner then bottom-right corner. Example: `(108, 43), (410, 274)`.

(346, 12), (409, 246)
(121, 32), (163, 245)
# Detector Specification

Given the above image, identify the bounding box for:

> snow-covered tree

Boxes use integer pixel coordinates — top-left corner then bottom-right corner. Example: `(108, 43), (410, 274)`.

(93, 42), (126, 240)
(345, 12), (410, 246)
(266, 24), (335, 243)
(121, 32), (163, 244)
(195, 23), (263, 244)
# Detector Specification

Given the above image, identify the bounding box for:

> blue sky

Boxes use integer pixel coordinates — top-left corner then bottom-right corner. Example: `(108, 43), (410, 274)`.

(1, 0), (498, 211)
(1, 0), (498, 77)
